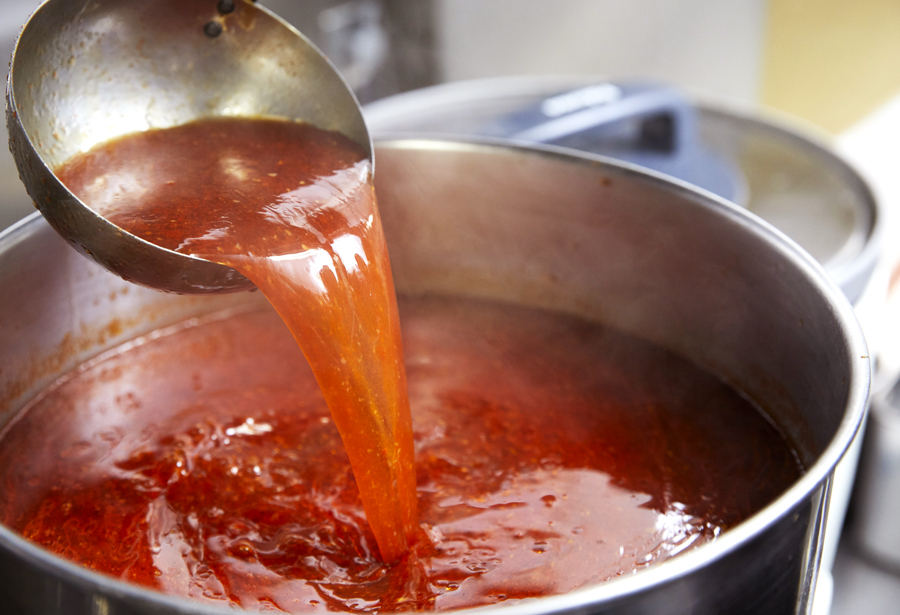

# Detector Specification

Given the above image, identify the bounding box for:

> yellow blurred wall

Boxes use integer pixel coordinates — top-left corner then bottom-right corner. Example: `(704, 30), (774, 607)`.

(762, 0), (900, 133)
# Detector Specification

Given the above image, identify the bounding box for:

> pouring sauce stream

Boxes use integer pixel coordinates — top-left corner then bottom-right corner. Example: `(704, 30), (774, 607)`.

(0, 116), (806, 610)
(55, 117), (417, 563)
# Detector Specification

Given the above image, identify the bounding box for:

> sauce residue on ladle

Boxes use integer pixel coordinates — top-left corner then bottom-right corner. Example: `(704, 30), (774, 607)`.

(55, 117), (417, 563)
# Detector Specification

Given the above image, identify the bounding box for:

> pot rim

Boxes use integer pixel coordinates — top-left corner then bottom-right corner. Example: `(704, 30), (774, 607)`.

(0, 137), (871, 614)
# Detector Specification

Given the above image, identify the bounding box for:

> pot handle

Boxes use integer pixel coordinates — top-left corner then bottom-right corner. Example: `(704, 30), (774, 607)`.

(480, 83), (695, 152)
(478, 82), (745, 204)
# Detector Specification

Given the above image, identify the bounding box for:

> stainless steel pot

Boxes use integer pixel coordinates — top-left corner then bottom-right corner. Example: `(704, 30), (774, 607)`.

(0, 139), (869, 615)
(364, 76), (882, 305)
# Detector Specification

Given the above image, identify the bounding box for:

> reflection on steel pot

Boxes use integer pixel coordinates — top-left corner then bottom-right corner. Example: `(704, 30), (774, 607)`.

(0, 140), (869, 614)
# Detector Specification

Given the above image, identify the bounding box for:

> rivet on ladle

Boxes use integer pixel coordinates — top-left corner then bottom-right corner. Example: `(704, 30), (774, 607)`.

(203, 21), (223, 38)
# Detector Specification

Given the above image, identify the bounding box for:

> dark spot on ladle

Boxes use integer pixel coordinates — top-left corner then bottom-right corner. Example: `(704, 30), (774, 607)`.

(203, 21), (223, 38)
(217, 0), (235, 14)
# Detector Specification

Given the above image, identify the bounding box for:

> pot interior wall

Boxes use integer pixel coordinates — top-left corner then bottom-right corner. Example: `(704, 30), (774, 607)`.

(374, 141), (857, 466)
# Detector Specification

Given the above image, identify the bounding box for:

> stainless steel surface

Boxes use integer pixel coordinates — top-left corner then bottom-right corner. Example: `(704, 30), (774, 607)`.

(364, 76), (881, 304)
(0, 139), (870, 614)
(6, 0), (371, 294)
(696, 106), (881, 306)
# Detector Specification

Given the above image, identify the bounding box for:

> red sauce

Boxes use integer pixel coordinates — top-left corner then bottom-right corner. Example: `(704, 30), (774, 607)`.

(0, 117), (803, 611)
(0, 297), (801, 611)
(55, 117), (416, 563)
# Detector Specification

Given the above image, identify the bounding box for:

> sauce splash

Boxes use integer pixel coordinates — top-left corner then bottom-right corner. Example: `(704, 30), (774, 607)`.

(55, 117), (417, 563)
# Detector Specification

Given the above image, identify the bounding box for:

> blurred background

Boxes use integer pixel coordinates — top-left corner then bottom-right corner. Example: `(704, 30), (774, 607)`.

(2, 1), (900, 613)
(3, 0), (900, 229)
(2, 0), (899, 229)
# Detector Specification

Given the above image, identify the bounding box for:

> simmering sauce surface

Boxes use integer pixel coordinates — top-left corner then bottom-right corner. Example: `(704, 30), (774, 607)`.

(0, 117), (803, 611)
(55, 118), (416, 563)
(0, 296), (802, 611)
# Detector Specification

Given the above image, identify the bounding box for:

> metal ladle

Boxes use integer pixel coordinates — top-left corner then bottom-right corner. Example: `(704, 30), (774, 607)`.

(7, 0), (372, 293)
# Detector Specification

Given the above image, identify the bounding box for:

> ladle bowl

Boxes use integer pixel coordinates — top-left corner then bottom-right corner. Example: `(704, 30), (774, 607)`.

(6, 0), (371, 294)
